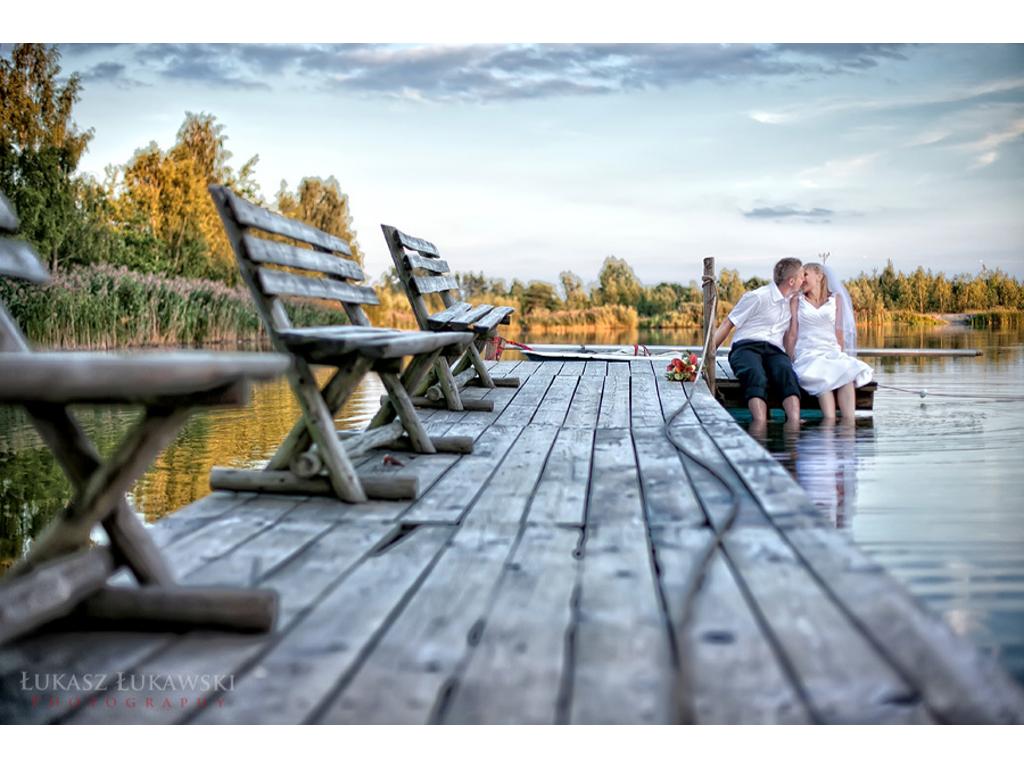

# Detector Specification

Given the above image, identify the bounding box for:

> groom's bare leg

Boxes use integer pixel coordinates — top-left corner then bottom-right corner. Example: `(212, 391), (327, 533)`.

(748, 397), (768, 426)
(782, 394), (801, 430)
(837, 382), (856, 424)
(818, 391), (836, 423)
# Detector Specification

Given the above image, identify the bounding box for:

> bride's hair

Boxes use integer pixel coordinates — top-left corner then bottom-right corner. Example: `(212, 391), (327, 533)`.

(804, 263), (830, 305)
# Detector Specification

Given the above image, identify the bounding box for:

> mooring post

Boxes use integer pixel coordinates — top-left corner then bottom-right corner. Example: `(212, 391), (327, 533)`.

(702, 257), (717, 395)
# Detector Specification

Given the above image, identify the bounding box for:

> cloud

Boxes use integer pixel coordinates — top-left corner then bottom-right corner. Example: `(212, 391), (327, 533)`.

(742, 205), (836, 223)
(58, 43), (917, 102)
(960, 116), (1024, 168)
(747, 75), (1024, 125)
(798, 153), (880, 189)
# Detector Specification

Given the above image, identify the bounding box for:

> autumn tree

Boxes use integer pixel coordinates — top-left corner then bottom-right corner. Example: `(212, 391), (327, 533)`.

(593, 256), (642, 307)
(110, 112), (258, 281)
(521, 280), (562, 314)
(559, 270), (588, 309)
(0, 44), (95, 270)
(276, 176), (364, 268)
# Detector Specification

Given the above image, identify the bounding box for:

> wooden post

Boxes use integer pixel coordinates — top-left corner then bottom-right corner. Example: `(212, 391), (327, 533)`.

(702, 257), (717, 395)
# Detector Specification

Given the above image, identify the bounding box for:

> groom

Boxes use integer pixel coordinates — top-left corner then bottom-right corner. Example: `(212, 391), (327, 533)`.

(711, 258), (805, 429)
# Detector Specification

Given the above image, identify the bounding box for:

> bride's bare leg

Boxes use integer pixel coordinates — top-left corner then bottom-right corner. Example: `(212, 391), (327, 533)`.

(818, 390), (836, 423)
(837, 382), (856, 424)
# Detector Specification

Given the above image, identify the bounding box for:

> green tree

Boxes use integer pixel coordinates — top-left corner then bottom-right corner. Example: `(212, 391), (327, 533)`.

(717, 268), (745, 304)
(0, 44), (95, 271)
(559, 270), (589, 309)
(111, 112), (259, 281)
(277, 175), (364, 267)
(593, 255), (642, 307)
(522, 280), (561, 314)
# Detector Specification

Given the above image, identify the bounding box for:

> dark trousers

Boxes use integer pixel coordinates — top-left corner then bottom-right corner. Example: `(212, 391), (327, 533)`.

(728, 340), (801, 403)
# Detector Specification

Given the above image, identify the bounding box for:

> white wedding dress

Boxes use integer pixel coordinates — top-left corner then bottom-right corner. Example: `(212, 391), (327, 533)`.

(793, 294), (874, 396)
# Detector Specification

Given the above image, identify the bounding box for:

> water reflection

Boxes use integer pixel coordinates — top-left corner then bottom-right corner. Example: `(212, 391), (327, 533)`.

(770, 421), (869, 528)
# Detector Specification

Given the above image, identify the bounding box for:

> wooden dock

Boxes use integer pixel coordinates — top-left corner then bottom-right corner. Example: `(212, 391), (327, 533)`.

(2, 359), (1022, 724)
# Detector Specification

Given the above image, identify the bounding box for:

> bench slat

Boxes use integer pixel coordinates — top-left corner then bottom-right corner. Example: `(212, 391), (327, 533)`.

(0, 238), (49, 284)
(473, 305), (515, 331)
(258, 268), (380, 306)
(220, 186), (352, 256)
(243, 234), (364, 281)
(405, 253), (450, 274)
(413, 274), (459, 295)
(426, 302), (473, 327)
(395, 230), (440, 257)
(282, 329), (472, 362)
(0, 351), (290, 405)
(0, 193), (19, 232)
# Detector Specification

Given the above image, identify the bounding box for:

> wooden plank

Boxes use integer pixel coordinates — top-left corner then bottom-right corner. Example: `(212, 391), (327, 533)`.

(570, 428), (675, 724)
(221, 186), (352, 255)
(64, 518), (394, 724)
(160, 495), (307, 580)
(495, 373), (555, 426)
(0, 351), (289, 406)
(650, 526), (811, 723)
(258, 268), (379, 306)
(399, 424), (524, 523)
(632, 428), (706, 527)
(191, 524), (453, 724)
(446, 304), (494, 328)
(557, 360), (586, 376)
(0, 630), (176, 724)
(629, 359), (654, 375)
(147, 492), (254, 549)
(527, 427), (594, 526)
(394, 229), (440, 257)
(405, 252), (450, 273)
(630, 370), (664, 428)
(607, 361), (630, 379)
(0, 237), (49, 283)
(583, 360), (607, 377)
(412, 274), (459, 295)
(243, 234), (364, 280)
(688, 551), (811, 723)
(529, 374), (578, 426)
(597, 372), (629, 429)
(425, 302), (472, 329)
(722, 527), (931, 724)
(441, 525), (582, 723)
(460, 423), (560, 530)
(472, 306), (515, 331)
(782, 526), (1024, 723)
(562, 375), (603, 429)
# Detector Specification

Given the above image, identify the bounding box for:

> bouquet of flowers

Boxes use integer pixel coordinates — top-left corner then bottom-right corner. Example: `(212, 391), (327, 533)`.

(666, 354), (699, 382)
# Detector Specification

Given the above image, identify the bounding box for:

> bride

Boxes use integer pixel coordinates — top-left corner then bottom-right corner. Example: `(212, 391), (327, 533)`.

(784, 262), (874, 424)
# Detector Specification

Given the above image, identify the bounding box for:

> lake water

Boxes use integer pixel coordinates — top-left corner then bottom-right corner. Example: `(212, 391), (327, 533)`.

(1, 323), (1022, 684)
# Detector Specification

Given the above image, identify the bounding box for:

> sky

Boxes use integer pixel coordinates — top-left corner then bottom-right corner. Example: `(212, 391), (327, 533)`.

(30, 43), (1024, 285)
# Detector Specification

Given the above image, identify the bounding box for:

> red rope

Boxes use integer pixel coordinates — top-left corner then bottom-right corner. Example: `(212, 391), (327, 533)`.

(490, 336), (533, 360)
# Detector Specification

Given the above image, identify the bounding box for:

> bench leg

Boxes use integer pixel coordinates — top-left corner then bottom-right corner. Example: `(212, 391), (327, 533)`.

(26, 404), (174, 586)
(266, 355), (373, 472)
(12, 406), (192, 575)
(377, 371), (436, 454)
(287, 359), (367, 503)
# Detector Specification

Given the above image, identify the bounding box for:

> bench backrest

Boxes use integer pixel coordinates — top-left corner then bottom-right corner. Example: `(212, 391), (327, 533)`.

(0, 192), (50, 353)
(381, 225), (461, 331)
(210, 185), (379, 345)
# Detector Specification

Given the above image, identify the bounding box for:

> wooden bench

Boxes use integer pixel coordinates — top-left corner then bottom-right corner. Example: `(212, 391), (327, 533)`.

(381, 225), (520, 413)
(0, 191), (288, 645)
(208, 186), (476, 504)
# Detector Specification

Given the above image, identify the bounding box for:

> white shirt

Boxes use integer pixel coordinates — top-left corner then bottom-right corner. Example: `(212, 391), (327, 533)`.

(728, 281), (791, 351)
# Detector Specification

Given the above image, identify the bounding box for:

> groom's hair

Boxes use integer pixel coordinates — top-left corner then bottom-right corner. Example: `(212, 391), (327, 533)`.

(773, 258), (803, 286)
